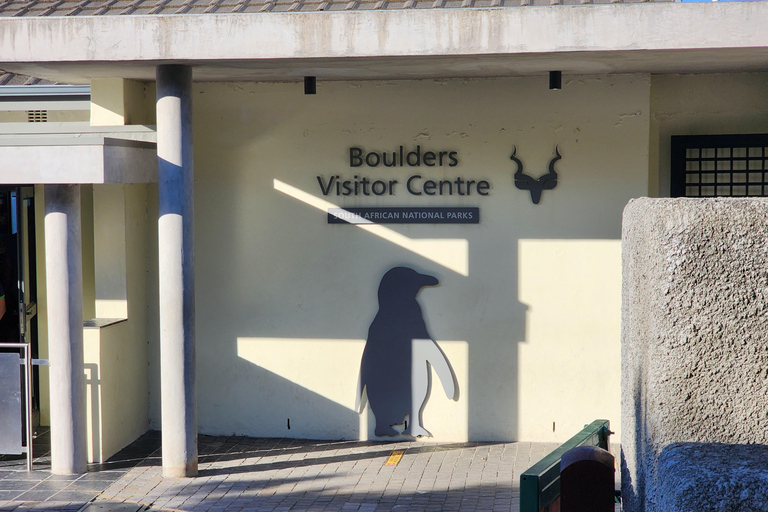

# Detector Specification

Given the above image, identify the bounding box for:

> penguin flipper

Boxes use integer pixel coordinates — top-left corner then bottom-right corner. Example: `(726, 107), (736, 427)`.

(421, 339), (459, 401)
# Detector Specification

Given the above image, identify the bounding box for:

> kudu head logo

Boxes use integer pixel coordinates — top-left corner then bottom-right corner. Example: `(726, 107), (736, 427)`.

(510, 146), (561, 205)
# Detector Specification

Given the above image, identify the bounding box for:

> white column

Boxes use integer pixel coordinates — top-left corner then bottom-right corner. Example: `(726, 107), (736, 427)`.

(45, 184), (87, 475)
(157, 64), (197, 478)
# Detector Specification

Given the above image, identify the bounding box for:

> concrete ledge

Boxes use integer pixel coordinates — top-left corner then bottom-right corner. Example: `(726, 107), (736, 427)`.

(83, 318), (128, 329)
(657, 443), (768, 512)
(621, 198), (768, 512)
(0, 138), (156, 184)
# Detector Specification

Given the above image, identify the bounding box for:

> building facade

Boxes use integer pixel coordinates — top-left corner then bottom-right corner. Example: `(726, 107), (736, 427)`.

(1, 0), (767, 476)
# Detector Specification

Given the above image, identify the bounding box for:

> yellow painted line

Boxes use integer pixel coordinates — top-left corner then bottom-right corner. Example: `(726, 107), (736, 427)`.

(385, 450), (404, 466)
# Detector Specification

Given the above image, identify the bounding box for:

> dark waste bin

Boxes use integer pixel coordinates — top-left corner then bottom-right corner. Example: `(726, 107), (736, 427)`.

(560, 445), (615, 512)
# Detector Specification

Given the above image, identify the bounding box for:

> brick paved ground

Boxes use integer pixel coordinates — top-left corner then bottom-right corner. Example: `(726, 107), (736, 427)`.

(1, 431), (619, 512)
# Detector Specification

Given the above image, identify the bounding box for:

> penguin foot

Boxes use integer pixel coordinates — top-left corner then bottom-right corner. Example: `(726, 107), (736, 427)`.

(375, 425), (400, 437)
(405, 425), (432, 438)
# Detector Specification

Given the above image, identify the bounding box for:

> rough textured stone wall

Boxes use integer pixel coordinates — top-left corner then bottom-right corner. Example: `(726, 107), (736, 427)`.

(621, 198), (768, 512)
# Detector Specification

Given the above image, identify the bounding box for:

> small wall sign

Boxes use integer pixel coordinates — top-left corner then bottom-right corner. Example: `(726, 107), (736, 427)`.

(510, 146), (562, 205)
(328, 207), (479, 224)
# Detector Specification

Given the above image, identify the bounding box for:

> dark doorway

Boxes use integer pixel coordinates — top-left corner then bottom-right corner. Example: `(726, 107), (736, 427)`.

(0, 186), (39, 427)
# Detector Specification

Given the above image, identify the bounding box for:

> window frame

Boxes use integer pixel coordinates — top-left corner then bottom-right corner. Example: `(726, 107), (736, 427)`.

(670, 134), (768, 198)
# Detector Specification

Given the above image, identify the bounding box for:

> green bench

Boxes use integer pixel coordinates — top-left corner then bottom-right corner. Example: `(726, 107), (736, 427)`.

(520, 420), (613, 512)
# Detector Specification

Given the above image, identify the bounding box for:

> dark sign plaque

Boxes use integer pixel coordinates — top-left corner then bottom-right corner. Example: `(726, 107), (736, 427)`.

(328, 207), (479, 224)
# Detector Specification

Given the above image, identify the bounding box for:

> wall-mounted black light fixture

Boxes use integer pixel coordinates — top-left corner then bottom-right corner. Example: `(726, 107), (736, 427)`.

(549, 71), (562, 91)
(304, 76), (317, 95)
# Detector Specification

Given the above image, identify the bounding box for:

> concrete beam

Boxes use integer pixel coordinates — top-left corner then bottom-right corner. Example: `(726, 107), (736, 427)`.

(1, 3), (768, 82)
(0, 140), (157, 184)
(157, 64), (197, 478)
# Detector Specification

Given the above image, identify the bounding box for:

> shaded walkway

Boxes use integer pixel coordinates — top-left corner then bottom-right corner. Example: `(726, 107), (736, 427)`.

(1, 431), (561, 512)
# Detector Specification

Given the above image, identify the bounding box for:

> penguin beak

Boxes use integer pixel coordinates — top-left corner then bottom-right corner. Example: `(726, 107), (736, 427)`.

(418, 273), (439, 287)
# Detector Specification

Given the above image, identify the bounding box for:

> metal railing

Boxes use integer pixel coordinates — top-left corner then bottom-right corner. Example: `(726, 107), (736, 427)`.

(520, 419), (612, 512)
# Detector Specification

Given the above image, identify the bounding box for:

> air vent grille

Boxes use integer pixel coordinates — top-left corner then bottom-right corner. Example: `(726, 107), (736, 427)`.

(26, 110), (48, 122)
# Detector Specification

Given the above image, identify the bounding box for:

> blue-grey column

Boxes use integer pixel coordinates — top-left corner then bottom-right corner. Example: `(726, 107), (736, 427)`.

(157, 64), (197, 478)
(45, 184), (87, 475)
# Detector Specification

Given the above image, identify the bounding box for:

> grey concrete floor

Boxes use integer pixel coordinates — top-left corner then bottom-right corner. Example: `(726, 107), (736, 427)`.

(0, 430), (621, 512)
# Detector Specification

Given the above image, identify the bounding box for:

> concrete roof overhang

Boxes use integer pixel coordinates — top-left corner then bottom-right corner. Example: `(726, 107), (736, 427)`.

(0, 125), (157, 184)
(1, 2), (768, 83)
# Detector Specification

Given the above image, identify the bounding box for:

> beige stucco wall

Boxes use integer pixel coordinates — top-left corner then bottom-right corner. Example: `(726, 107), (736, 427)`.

(152, 74), (652, 443)
(0, 110), (89, 123)
(91, 78), (156, 126)
(23, 70), (768, 452)
(0, 111), (30, 123)
(84, 184), (152, 463)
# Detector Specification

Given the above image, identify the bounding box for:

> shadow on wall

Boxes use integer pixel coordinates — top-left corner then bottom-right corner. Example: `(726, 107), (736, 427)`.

(222, 357), (360, 441)
(621, 372), (646, 512)
(256, 179), (514, 441)
(191, 186), (526, 440)
(189, 170), (621, 441)
(189, 167), (627, 441)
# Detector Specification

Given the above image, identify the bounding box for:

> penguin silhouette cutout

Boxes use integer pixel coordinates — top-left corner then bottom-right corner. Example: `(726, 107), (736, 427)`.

(356, 266), (459, 437)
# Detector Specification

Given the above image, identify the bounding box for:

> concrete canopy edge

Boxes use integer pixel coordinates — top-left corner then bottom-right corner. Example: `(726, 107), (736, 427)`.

(0, 143), (157, 184)
(1, 2), (768, 82)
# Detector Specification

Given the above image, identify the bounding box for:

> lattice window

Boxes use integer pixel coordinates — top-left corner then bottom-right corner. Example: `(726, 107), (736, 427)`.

(671, 134), (768, 198)
(26, 110), (47, 123)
